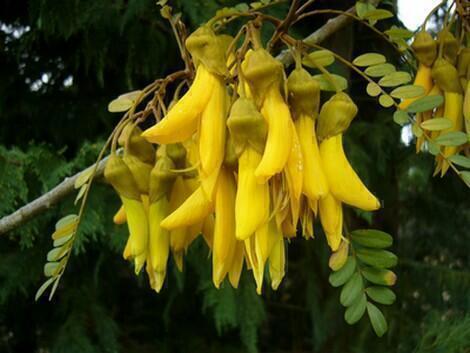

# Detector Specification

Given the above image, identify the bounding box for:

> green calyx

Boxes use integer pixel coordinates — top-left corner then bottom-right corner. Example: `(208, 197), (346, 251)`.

(317, 92), (358, 140)
(223, 133), (239, 170)
(185, 26), (228, 76)
(122, 154), (153, 195)
(104, 154), (141, 201)
(437, 30), (459, 65)
(241, 48), (283, 105)
(149, 156), (176, 203)
(226, 97), (267, 156)
(432, 58), (462, 93)
(412, 31), (437, 67)
(166, 143), (187, 167)
(457, 48), (470, 83)
(287, 67), (320, 117)
(118, 124), (155, 164)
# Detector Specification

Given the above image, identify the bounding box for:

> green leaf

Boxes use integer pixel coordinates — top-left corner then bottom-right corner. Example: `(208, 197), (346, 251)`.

(329, 256), (356, 287)
(53, 233), (74, 247)
(362, 267), (397, 286)
(461, 171), (470, 185)
(49, 276), (61, 301)
(449, 155), (470, 168)
(52, 214), (78, 241)
(340, 273), (363, 307)
(435, 132), (468, 146)
(363, 9), (394, 21)
(55, 214), (78, 230)
(74, 184), (87, 205)
(345, 293), (367, 324)
(367, 302), (388, 337)
(44, 262), (60, 277)
(356, 2), (375, 19)
(366, 287), (396, 305)
(52, 225), (75, 241)
(74, 166), (93, 189)
(302, 50), (335, 68)
(215, 7), (238, 18)
(392, 38), (410, 51)
(159, 5), (172, 19)
(118, 90), (142, 102)
(234, 3), (249, 12)
(412, 123), (423, 138)
(379, 94), (394, 108)
(351, 229), (393, 248)
(35, 277), (56, 301)
(384, 26), (413, 39)
(406, 95), (444, 113)
(366, 82), (382, 97)
(378, 71), (412, 87)
(393, 110), (410, 126)
(420, 117), (453, 131)
(353, 53), (386, 67)
(329, 242), (349, 271)
(47, 245), (69, 262)
(312, 74), (348, 91)
(390, 85), (425, 99)
(365, 63), (396, 77)
(356, 249), (398, 268)
(108, 97), (133, 112)
(428, 140), (441, 156)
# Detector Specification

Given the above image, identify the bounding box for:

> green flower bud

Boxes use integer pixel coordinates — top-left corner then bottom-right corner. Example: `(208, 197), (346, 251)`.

(149, 156), (176, 203)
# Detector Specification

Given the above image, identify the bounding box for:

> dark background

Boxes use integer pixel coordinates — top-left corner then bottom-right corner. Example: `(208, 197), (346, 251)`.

(0, 0), (469, 352)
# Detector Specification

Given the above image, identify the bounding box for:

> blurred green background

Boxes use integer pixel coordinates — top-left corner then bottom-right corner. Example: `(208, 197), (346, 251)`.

(1, 0), (469, 352)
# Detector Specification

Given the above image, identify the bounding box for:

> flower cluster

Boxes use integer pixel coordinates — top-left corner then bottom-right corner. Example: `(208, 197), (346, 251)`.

(105, 25), (381, 294)
(403, 27), (469, 174)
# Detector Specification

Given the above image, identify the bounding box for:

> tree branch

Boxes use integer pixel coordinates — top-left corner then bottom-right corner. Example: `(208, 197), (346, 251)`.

(0, 157), (108, 235)
(0, 2), (377, 235)
(276, 1), (380, 66)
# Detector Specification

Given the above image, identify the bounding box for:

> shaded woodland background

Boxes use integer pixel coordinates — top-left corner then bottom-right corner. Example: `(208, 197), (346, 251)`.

(0, 0), (469, 352)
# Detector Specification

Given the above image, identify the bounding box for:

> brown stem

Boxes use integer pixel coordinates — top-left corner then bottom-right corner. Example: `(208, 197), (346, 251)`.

(295, 0), (317, 15)
(268, 0), (300, 50)
(294, 9), (408, 59)
(276, 0), (381, 67)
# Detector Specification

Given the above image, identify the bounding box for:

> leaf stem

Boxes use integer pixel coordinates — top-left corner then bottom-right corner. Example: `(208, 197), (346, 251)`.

(422, 0), (448, 30)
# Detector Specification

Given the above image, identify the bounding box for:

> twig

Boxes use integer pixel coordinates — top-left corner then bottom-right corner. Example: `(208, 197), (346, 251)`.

(276, 0), (380, 66)
(267, 0), (300, 50)
(295, 0), (317, 16)
(294, 9), (407, 59)
(0, 5), (379, 236)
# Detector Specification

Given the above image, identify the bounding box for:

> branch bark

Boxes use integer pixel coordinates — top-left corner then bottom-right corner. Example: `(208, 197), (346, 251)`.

(0, 3), (373, 235)
(0, 157), (108, 235)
